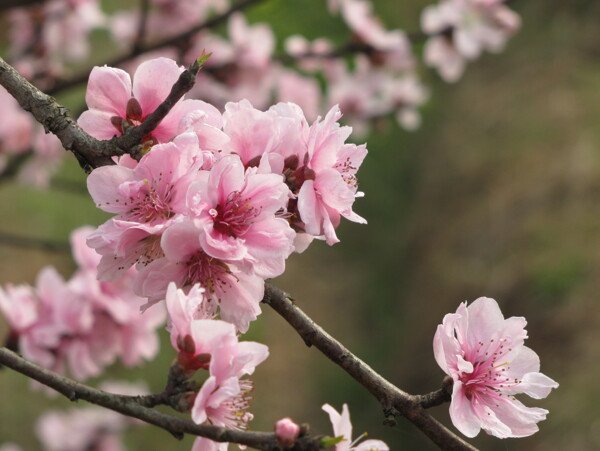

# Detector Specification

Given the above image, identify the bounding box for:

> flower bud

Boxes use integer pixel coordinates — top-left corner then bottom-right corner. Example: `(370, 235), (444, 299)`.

(275, 417), (300, 448)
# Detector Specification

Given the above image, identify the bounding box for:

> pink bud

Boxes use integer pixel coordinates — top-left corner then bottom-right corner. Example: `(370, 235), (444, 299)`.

(275, 417), (300, 448)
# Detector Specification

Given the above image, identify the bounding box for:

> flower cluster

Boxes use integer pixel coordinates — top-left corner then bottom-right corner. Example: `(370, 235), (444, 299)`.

(421, 0), (520, 82)
(165, 283), (269, 450)
(434, 297), (558, 438)
(82, 57), (367, 332)
(0, 227), (165, 380)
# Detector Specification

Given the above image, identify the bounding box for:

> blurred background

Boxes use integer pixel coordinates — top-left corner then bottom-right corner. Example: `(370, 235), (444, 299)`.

(1, 0), (600, 449)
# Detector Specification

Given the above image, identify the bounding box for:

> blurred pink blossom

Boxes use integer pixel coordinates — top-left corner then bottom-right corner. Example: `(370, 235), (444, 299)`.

(421, 0), (520, 82)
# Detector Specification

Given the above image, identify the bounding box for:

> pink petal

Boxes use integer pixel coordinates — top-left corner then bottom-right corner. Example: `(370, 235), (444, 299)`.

(85, 66), (131, 116)
(87, 165), (135, 214)
(448, 381), (481, 438)
(132, 58), (183, 115)
(78, 109), (121, 140)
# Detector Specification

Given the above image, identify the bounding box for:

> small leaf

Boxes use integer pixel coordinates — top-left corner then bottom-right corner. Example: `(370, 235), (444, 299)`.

(320, 435), (345, 448)
(196, 50), (213, 68)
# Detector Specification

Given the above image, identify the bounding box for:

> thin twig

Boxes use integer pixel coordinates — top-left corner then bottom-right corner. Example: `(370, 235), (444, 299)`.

(0, 347), (322, 451)
(132, 0), (151, 54)
(0, 152), (32, 185)
(417, 376), (453, 409)
(262, 283), (478, 451)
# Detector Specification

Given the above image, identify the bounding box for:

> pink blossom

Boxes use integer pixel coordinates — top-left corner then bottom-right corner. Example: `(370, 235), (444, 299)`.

(434, 297), (559, 438)
(192, 376), (255, 430)
(297, 106), (367, 245)
(223, 100), (367, 245)
(164, 281), (268, 372)
(134, 220), (264, 332)
(275, 417), (301, 448)
(186, 154), (294, 278)
(322, 404), (389, 450)
(284, 35), (337, 74)
(0, 227), (165, 380)
(78, 57), (220, 143)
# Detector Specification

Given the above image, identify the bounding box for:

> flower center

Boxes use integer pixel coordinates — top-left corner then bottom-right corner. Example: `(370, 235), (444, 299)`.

(127, 180), (174, 223)
(459, 337), (524, 400)
(212, 379), (254, 431)
(184, 251), (236, 295)
(111, 97), (158, 149)
(210, 191), (260, 238)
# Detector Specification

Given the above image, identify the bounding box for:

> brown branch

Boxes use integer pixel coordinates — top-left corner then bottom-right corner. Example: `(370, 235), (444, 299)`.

(0, 347), (323, 451)
(0, 231), (70, 254)
(0, 0), (44, 12)
(262, 283), (477, 451)
(45, 0), (265, 95)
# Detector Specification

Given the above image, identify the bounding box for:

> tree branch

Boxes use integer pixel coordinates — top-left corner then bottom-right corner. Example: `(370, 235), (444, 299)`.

(132, 0), (151, 54)
(262, 283), (477, 451)
(0, 347), (323, 451)
(417, 376), (453, 409)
